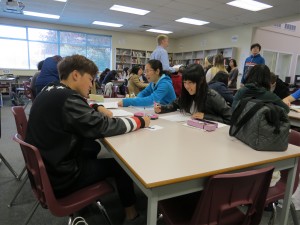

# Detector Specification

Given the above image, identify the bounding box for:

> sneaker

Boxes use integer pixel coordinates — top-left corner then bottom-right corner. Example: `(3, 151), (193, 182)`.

(122, 213), (146, 225)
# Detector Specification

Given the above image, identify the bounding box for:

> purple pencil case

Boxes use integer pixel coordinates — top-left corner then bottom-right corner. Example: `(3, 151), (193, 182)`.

(187, 119), (218, 131)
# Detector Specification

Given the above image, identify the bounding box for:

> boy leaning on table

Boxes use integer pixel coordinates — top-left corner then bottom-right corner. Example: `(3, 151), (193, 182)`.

(25, 54), (150, 224)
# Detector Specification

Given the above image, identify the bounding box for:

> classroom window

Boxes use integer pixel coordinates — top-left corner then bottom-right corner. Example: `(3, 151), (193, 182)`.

(0, 39), (28, 69)
(28, 42), (59, 69)
(0, 25), (26, 39)
(0, 24), (112, 70)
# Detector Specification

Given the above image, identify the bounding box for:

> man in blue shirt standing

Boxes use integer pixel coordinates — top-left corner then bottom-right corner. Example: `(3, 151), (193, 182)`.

(150, 35), (176, 73)
(241, 43), (265, 86)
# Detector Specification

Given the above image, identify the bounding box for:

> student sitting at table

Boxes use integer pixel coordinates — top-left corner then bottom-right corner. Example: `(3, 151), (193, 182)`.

(208, 71), (233, 106)
(118, 60), (176, 107)
(127, 66), (149, 96)
(154, 64), (232, 125)
(232, 64), (289, 113)
(25, 54), (150, 225)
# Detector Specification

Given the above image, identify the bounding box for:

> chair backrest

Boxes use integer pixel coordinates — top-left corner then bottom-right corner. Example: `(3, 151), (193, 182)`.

(11, 106), (28, 140)
(190, 166), (274, 225)
(23, 81), (34, 101)
(13, 133), (54, 209)
(288, 129), (300, 191)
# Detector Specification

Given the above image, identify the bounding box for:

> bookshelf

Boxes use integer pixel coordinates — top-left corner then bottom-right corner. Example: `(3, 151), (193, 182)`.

(170, 47), (237, 66)
(116, 48), (154, 72)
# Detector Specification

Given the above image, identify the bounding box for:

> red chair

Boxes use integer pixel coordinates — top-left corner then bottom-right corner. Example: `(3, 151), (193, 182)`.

(13, 133), (114, 225)
(22, 81), (34, 109)
(265, 129), (300, 225)
(8, 106), (28, 207)
(158, 166), (274, 225)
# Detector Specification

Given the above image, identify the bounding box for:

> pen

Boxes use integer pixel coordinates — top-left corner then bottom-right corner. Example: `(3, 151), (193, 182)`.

(144, 107), (146, 117)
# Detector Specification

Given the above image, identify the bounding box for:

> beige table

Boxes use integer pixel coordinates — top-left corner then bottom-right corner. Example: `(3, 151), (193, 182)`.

(102, 105), (300, 225)
(289, 110), (300, 127)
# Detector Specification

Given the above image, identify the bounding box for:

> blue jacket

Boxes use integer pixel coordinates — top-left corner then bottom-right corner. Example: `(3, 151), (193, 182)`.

(292, 89), (300, 100)
(35, 57), (60, 87)
(241, 54), (265, 84)
(122, 74), (176, 107)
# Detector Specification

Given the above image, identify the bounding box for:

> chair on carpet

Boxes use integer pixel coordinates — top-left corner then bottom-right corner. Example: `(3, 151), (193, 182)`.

(265, 129), (300, 225)
(22, 81), (35, 109)
(7, 106), (29, 207)
(158, 166), (274, 225)
(13, 133), (114, 225)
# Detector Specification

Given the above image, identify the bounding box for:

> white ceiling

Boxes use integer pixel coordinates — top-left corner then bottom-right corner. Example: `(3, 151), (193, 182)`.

(0, 0), (300, 38)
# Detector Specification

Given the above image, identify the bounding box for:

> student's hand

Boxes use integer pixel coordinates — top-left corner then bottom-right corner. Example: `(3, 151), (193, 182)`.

(98, 106), (113, 118)
(118, 101), (123, 107)
(192, 112), (204, 120)
(283, 98), (291, 107)
(142, 116), (151, 128)
(154, 104), (161, 113)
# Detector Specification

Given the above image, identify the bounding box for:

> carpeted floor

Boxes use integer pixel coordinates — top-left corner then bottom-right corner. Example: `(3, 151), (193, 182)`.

(0, 94), (299, 225)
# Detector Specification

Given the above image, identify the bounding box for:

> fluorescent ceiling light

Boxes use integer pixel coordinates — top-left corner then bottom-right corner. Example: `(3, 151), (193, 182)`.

(92, 21), (123, 27)
(110, 4), (150, 15)
(146, 29), (173, 34)
(175, 18), (209, 26)
(227, 0), (273, 11)
(54, 0), (67, 2)
(23, 11), (60, 19)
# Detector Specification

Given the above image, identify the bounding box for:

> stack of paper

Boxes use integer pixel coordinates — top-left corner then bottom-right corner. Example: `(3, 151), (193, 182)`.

(111, 109), (133, 117)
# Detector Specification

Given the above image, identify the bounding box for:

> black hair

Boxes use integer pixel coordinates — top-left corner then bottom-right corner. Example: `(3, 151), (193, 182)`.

(58, 54), (98, 80)
(147, 59), (163, 76)
(245, 64), (271, 90)
(179, 64), (208, 113)
(210, 71), (229, 86)
(131, 66), (141, 75)
(230, 59), (237, 67)
(37, 60), (44, 70)
(250, 43), (261, 51)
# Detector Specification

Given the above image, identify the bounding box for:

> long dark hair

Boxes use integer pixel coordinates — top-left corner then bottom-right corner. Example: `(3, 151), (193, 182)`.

(245, 64), (271, 90)
(179, 64), (208, 114)
(131, 66), (141, 75)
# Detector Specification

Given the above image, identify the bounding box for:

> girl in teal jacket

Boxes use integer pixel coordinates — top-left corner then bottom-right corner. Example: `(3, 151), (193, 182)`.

(118, 60), (176, 107)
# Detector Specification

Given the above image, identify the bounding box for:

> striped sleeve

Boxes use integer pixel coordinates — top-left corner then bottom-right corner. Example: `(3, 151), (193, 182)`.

(119, 116), (145, 133)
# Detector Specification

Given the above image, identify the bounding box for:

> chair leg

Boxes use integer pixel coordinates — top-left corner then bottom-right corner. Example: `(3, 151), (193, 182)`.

(17, 166), (27, 181)
(267, 202), (277, 225)
(96, 201), (113, 225)
(0, 153), (19, 179)
(8, 174), (29, 207)
(23, 200), (40, 225)
(290, 202), (299, 225)
(68, 215), (74, 225)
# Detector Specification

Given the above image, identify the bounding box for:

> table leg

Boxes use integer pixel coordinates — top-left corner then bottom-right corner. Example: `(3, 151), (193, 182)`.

(279, 157), (298, 225)
(147, 193), (158, 225)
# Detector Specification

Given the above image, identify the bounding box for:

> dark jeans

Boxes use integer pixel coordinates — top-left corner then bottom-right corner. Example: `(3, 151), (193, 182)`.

(57, 140), (136, 208)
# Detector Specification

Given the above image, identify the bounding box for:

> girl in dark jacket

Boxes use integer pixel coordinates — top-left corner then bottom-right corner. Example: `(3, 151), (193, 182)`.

(154, 64), (232, 124)
(208, 71), (233, 106)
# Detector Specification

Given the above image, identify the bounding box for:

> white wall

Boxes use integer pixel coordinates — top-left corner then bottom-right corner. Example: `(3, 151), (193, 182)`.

(252, 26), (300, 81)
(173, 25), (255, 74)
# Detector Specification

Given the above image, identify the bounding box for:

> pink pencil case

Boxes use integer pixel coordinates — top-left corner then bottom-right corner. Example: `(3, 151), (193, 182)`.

(134, 112), (159, 120)
(187, 119), (218, 131)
